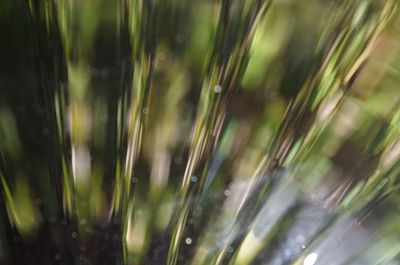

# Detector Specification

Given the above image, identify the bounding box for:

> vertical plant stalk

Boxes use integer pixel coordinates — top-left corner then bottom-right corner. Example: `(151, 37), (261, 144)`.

(56, 0), (124, 245)
(167, 1), (271, 265)
(111, 0), (159, 262)
(27, 0), (75, 219)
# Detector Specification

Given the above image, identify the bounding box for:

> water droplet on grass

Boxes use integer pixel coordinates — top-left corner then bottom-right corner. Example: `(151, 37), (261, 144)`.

(214, 85), (222, 93)
(185, 237), (192, 245)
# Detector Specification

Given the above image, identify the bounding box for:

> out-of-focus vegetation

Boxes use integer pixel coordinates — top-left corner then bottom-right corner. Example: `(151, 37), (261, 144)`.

(0, 0), (399, 265)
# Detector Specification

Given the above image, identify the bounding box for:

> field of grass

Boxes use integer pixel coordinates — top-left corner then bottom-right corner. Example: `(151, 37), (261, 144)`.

(0, 0), (400, 264)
